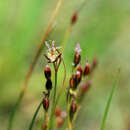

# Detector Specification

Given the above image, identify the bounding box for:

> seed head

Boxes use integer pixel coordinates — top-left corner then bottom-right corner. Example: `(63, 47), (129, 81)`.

(76, 71), (82, 84)
(44, 65), (51, 80)
(71, 102), (77, 113)
(73, 43), (81, 67)
(70, 100), (77, 120)
(70, 74), (77, 90)
(84, 60), (90, 76)
(43, 97), (49, 111)
(81, 81), (92, 94)
(73, 53), (81, 67)
(77, 65), (83, 75)
(55, 106), (61, 117)
(46, 79), (52, 90)
(71, 12), (78, 25)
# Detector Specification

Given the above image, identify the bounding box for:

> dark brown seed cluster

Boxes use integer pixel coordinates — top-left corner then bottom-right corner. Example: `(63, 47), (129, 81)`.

(42, 65), (52, 111)
(44, 65), (52, 91)
(44, 65), (51, 80)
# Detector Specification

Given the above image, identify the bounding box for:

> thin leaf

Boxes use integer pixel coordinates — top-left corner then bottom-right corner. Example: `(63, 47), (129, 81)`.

(100, 70), (120, 130)
(29, 100), (43, 130)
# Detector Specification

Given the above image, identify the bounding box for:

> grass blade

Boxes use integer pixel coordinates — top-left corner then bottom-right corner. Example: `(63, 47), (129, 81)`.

(100, 70), (120, 130)
(29, 100), (43, 130)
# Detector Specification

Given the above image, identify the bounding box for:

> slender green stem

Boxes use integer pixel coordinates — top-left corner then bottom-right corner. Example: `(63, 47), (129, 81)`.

(29, 100), (43, 130)
(55, 59), (66, 105)
(67, 99), (73, 130)
(100, 70), (120, 130)
(8, 92), (23, 130)
(61, 25), (72, 52)
(47, 70), (58, 130)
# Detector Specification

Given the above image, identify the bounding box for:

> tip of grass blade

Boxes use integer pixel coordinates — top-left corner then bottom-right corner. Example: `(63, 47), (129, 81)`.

(100, 69), (120, 130)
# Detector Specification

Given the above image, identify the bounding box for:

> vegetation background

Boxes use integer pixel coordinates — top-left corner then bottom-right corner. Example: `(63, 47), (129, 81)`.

(0, 0), (130, 130)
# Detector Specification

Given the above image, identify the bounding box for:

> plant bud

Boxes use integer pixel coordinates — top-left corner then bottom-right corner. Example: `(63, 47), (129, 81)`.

(76, 71), (82, 84)
(43, 97), (49, 111)
(71, 102), (77, 113)
(55, 106), (61, 117)
(92, 58), (98, 70)
(71, 12), (78, 24)
(46, 79), (52, 90)
(73, 52), (81, 67)
(70, 101), (77, 120)
(70, 74), (77, 90)
(77, 65), (83, 75)
(44, 65), (51, 79)
(84, 60), (90, 76)
(81, 81), (92, 94)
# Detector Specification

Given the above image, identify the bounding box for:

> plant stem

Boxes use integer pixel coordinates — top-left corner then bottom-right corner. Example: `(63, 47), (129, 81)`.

(67, 101), (72, 130)
(100, 70), (120, 130)
(8, 0), (63, 129)
(29, 100), (43, 130)
(8, 92), (23, 130)
(55, 59), (66, 105)
(47, 70), (58, 130)
(61, 25), (72, 52)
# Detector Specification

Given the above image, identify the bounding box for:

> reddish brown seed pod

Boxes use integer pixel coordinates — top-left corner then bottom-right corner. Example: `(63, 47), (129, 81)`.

(77, 65), (83, 75)
(55, 106), (61, 117)
(73, 52), (81, 67)
(71, 11), (78, 24)
(70, 74), (77, 90)
(76, 71), (82, 84)
(43, 97), (49, 111)
(71, 101), (77, 113)
(70, 100), (77, 120)
(84, 61), (90, 76)
(44, 65), (51, 80)
(81, 81), (92, 94)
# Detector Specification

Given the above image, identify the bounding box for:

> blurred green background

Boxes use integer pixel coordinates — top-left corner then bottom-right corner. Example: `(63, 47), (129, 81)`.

(0, 0), (130, 130)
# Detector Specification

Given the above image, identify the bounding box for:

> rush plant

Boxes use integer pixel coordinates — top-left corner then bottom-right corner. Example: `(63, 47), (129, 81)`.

(7, 0), (120, 130)
(28, 41), (98, 130)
